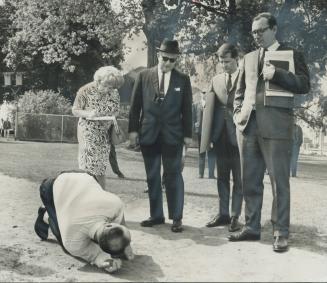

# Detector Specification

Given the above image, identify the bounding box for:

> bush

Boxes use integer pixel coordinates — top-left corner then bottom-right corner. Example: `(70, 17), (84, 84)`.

(18, 90), (72, 115)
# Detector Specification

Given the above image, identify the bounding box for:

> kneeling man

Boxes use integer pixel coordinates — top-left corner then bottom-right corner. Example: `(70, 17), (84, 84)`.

(34, 171), (134, 273)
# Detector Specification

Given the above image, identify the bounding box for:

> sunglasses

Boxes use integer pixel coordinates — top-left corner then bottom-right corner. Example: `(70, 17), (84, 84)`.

(162, 56), (177, 63)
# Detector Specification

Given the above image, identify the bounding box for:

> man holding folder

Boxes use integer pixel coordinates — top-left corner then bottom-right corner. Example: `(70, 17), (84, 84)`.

(230, 12), (310, 252)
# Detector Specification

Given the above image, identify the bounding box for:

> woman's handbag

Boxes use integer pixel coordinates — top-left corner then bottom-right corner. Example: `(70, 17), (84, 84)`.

(110, 117), (126, 145)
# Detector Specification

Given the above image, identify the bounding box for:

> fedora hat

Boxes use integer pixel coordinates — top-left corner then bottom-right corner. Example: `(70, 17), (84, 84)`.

(157, 39), (181, 54)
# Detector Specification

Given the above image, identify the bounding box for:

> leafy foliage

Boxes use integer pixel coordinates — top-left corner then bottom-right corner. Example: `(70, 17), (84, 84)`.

(138, 0), (327, 127)
(3, 0), (142, 98)
(18, 90), (72, 115)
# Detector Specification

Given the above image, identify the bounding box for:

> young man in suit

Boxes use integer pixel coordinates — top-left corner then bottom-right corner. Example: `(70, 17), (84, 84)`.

(200, 43), (243, 232)
(230, 12), (310, 252)
(128, 39), (193, 233)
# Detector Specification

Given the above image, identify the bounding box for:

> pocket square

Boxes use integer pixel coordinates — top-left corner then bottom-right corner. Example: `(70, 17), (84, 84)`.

(175, 87), (181, 91)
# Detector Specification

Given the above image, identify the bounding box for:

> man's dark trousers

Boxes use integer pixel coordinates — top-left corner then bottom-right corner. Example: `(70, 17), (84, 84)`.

(39, 177), (63, 245)
(141, 137), (184, 221)
(214, 125), (242, 218)
(237, 112), (292, 237)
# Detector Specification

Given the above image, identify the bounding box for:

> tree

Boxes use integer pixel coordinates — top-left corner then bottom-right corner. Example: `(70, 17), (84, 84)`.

(190, 0), (327, 129)
(3, 0), (141, 98)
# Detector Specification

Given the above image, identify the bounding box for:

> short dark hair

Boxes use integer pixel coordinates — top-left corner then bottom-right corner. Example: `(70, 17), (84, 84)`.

(217, 43), (238, 59)
(99, 226), (131, 256)
(253, 12), (277, 29)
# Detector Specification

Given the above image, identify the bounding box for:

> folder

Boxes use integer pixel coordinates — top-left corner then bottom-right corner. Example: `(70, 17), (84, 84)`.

(264, 50), (295, 98)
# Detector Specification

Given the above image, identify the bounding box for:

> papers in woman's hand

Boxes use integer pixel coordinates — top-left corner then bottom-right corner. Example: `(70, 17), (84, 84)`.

(86, 116), (116, 121)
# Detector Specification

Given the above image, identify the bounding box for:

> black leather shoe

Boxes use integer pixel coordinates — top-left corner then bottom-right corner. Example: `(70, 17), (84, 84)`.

(34, 207), (49, 240)
(141, 218), (165, 227)
(171, 220), (183, 233)
(117, 172), (125, 179)
(273, 236), (288, 252)
(229, 217), (242, 232)
(206, 215), (231, 228)
(228, 229), (260, 241)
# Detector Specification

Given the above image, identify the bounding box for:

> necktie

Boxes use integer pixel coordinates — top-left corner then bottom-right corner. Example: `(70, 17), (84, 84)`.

(259, 48), (267, 74)
(159, 72), (165, 100)
(226, 73), (232, 93)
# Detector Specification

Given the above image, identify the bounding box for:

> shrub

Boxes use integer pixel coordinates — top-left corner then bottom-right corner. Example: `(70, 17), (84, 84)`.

(18, 90), (72, 115)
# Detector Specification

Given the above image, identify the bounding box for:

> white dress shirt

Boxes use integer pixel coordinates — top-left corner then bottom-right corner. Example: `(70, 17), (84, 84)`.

(53, 172), (124, 265)
(261, 40), (280, 60)
(158, 68), (172, 95)
(225, 69), (239, 89)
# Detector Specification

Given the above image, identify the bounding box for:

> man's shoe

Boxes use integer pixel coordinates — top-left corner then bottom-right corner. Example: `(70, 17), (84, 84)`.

(273, 236), (288, 252)
(229, 217), (241, 232)
(199, 175), (204, 179)
(206, 215), (231, 228)
(141, 218), (165, 227)
(117, 172), (125, 179)
(171, 220), (183, 233)
(208, 175), (216, 179)
(34, 207), (49, 240)
(228, 229), (260, 242)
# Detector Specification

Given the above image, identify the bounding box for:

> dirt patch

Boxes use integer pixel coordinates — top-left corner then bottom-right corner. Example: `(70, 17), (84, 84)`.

(0, 245), (55, 278)
(0, 148), (327, 281)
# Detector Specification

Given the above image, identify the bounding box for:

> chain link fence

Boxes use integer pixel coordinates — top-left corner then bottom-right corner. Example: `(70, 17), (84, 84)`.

(15, 112), (129, 143)
(15, 112), (79, 142)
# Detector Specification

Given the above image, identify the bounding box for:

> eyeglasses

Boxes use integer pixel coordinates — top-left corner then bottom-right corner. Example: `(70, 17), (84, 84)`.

(162, 56), (177, 63)
(251, 26), (270, 36)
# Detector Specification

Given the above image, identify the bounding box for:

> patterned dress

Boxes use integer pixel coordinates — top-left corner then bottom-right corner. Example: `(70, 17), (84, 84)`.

(73, 82), (120, 175)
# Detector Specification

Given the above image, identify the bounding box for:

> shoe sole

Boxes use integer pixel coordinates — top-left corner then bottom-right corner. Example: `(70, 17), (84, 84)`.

(140, 221), (165, 227)
(228, 236), (261, 242)
(206, 223), (230, 228)
(273, 246), (289, 253)
(228, 227), (241, 232)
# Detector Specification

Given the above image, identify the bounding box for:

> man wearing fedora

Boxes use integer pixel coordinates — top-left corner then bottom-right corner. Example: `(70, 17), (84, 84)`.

(129, 39), (193, 233)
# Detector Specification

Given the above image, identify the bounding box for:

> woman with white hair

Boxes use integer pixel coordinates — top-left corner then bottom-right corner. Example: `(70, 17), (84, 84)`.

(72, 66), (124, 189)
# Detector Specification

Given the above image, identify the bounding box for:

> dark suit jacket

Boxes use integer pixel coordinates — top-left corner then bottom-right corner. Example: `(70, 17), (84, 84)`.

(233, 44), (310, 139)
(200, 71), (239, 153)
(128, 66), (193, 146)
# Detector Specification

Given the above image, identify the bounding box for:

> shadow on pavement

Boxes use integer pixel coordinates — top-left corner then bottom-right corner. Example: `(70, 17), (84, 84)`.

(128, 220), (327, 255)
(260, 221), (327, 255)
(127, 221), (229, 247)
(78, 254), (164, 282)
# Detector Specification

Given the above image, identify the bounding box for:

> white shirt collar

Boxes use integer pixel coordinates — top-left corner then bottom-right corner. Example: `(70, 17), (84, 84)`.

(157, 68), (172, 95)
(267, 40), (280, 51)
(225, 68), (239, 84)
(158, 68), (172, 77)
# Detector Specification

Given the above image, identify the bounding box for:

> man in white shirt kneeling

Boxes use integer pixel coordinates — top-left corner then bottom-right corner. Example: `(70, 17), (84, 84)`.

(34, 170), (134, 273)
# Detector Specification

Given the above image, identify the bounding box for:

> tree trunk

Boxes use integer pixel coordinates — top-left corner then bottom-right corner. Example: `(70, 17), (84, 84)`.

(145, 31), (159, 68)
(141, 0), (180, 68)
